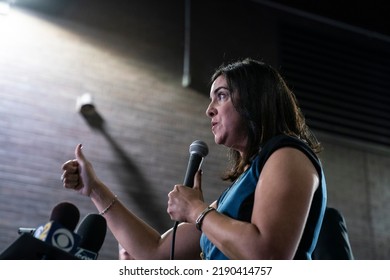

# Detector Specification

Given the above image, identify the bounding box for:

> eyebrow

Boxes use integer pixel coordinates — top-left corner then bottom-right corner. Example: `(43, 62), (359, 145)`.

(212, 86), (229, 96)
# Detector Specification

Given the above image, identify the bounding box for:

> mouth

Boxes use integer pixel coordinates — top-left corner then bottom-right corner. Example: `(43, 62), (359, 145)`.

(211, 121), (218, 132)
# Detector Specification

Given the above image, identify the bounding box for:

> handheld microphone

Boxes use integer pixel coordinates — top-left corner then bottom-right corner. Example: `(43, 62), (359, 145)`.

(182, 140), (209, 188)
(74, 213), (107, 260)
(34, 202), (81, 254)
(170, 140), (209, 260)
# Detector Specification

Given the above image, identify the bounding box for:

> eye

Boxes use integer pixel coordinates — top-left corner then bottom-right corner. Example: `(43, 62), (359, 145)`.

(217, 91), (228, 101)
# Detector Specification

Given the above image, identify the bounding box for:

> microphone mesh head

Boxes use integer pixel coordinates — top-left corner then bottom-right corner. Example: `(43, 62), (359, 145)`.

(189, 140), (209, 157)
(49, 202), (80, 231)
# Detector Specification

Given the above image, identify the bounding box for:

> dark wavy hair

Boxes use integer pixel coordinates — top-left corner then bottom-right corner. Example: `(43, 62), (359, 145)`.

(211, 58), (322, 182)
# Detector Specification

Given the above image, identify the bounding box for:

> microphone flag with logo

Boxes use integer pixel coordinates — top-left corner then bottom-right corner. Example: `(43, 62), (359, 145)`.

(34, 202), (81, 254)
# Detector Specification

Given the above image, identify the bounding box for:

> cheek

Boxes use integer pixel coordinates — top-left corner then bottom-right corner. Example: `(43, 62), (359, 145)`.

(225, 110), (247, 137)
(229, 109), (245, 129)
(233, 119), (248, 138)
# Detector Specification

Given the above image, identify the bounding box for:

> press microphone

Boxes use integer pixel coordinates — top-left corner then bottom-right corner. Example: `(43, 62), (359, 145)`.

(74, 213), (107, 260)
(34, 202), (81, 254)
(18, 202), (80, 236)
(182, 140), (209, 188)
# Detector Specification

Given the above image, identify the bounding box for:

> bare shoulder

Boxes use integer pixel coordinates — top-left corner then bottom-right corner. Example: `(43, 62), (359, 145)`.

(254, 146), (320, 219)
(261, 147), (319, 182)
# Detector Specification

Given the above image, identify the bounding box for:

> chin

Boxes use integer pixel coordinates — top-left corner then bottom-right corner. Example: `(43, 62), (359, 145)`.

(214, 136), (227, 146)
(213, 136), (222, 145)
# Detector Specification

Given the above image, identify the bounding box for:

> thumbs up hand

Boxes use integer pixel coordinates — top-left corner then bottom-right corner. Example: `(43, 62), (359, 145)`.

(61, 144), (100, 197)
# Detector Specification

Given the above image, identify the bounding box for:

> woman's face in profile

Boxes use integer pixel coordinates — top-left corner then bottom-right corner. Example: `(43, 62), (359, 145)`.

(206, 75), (247, 152)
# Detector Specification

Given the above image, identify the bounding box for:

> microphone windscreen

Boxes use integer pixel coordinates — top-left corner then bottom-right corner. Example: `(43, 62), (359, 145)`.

(189, 140), (209, 157)
(183, 140), (209, 188)
(49, 202), (80, 231)
(76, 214), (107, 254)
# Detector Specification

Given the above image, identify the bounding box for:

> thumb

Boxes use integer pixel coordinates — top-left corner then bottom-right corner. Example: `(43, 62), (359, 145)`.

(75, 144), (86, 162)
(193, 169), (203, 192)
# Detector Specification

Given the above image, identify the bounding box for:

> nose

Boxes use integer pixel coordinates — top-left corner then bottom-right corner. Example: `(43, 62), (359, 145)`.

(206, 102), (216, 118)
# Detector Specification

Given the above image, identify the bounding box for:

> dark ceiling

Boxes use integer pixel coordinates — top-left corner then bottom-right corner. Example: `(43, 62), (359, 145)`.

(268, 0), (390, 37)
(260, 0), (390, 148)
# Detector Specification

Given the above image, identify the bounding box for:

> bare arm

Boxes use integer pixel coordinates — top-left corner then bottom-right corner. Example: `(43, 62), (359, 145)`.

(61, 144), (202, 260)
(93, 185), (202, 259)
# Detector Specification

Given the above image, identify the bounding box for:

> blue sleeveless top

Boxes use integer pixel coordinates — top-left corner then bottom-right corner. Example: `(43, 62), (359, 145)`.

(199, 135), (327, 260)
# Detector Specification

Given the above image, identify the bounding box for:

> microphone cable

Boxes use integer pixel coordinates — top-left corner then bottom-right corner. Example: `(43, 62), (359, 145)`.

(170, 221), (180, 260)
